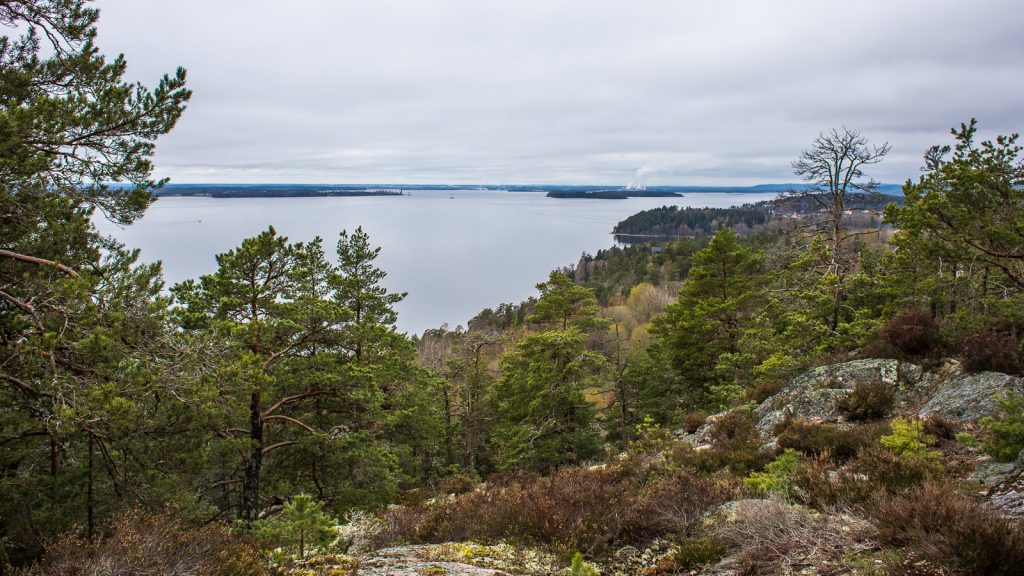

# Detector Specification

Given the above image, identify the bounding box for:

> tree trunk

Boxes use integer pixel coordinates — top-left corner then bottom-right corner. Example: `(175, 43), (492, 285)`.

(49, 435), (57, 477)
(443, 387), (454, 467)
(87, 433), (94, 539)
(241, 391), (263, 522)
(831, 282), (842, 334)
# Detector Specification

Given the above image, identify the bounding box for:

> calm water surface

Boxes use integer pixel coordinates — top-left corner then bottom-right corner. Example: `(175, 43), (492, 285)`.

(95, 190), (775, 335)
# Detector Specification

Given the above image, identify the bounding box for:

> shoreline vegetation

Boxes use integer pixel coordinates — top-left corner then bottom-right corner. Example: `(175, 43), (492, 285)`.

(612, 193), (902, 241)
(151, 182), (903, 199)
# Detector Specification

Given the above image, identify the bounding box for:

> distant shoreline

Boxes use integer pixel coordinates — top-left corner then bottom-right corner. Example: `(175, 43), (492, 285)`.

(149, 182), (903, 199)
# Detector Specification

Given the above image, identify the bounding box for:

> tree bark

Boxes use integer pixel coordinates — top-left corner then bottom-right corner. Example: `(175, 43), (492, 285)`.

(241, 391), (263, 522)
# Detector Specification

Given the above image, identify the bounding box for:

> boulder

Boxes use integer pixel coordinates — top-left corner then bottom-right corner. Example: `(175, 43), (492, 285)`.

(918, 371), (1024, 422)
(753, 359), (922, 436)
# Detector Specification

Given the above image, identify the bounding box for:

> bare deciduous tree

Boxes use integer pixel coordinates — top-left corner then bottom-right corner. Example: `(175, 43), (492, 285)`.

(785, 127), (891, 333)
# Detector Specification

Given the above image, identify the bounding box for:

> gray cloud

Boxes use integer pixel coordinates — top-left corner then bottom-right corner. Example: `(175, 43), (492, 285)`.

(91, 0), (1024, 185)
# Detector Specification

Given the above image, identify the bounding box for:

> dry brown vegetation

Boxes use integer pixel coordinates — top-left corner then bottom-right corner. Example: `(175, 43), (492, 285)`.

(715, 499), (874, 575)
(13, 511), (266, 576)
(372, 462), (744, 556)
(880, 306), (942, 357)
(837, 379), (896, 421)
(872, 482), (1024, 576)
(960, 330), (1024, 375)
(775, 417), (888, 461)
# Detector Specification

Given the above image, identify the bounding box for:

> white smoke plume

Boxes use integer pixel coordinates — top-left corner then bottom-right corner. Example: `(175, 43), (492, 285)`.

(626, 166), (656, 190)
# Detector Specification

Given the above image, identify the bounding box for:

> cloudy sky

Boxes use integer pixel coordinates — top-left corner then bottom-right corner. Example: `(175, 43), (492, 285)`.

(93, 0), (1023, 186)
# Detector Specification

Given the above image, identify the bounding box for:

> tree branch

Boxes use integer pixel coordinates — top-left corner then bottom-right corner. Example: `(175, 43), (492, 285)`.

(0, 248), (79, 277)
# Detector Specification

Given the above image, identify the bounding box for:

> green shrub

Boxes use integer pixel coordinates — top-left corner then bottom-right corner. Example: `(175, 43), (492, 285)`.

(881, 418), (939, 461)
(565, 551), (598, 576)
(980, 392), (1024, 461)
(673, 535), (729, 570)
(837, 379), (895, 421)
(956, 431), (980, 448)
(252, 493), (338, 560)
(745, 449), (800, 497)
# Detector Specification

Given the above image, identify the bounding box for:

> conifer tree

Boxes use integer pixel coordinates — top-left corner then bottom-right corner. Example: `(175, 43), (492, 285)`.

(886, 119), (1024, 325)
(489, 328), (604, 471)
(650, 227), (764, 410)
(0, 0), (190, 559)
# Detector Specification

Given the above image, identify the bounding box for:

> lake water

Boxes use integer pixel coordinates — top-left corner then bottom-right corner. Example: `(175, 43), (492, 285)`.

(95, 190), (776, 335)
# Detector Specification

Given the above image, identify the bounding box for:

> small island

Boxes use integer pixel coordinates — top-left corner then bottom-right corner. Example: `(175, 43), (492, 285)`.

(546, 189), (683, 199)
(155, 184), (406, 198)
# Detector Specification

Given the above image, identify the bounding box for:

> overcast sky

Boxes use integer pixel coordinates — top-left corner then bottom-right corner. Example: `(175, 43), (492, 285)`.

(92, 0), (1023, 186)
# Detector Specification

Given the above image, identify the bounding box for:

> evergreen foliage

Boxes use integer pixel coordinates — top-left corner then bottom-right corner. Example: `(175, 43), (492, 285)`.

(980, 393), (1024, 462)
(489, 329), (604, 471)
(649, 228), (765, 410)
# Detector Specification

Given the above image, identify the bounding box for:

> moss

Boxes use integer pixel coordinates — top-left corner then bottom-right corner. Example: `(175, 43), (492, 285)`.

(420, 541), (560, 575)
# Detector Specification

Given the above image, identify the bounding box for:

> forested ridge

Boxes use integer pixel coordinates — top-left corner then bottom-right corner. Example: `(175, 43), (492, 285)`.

(3, 3), (1024, 575)
(611, 193), (900, 239)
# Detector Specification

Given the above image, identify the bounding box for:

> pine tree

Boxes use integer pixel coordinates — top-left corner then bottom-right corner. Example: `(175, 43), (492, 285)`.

(173, 228), (353, 521)
(0, 0), (190, 559)
(650, 227), (764, 410)
(886, 119), (1024, 326)
(528, 271), (608, 332)
(490, 328), (605, 472)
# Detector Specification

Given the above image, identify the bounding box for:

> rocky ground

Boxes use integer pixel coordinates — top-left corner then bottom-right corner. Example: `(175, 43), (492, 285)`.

(282, 358), (1024, 576)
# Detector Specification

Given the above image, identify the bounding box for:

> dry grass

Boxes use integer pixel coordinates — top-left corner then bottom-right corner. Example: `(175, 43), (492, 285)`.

(715, 499), (875, 575)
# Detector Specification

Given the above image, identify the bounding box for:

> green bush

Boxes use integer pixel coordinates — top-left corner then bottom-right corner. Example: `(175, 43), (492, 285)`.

(565, 552), (598, 576)
(980, 392), (1024, 461)
(956, 431), (980, 448)
(674, 535), (729, 570)
(745, 449), (800, 497)
(881, 418), (939, 461)
(252, 494), (338, 560)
